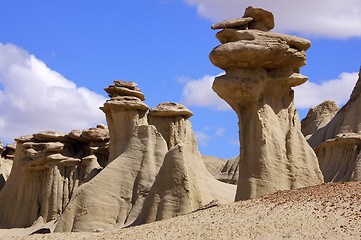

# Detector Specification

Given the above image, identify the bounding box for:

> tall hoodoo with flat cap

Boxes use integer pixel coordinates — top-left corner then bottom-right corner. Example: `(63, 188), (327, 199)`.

(210, 6), (323, 201)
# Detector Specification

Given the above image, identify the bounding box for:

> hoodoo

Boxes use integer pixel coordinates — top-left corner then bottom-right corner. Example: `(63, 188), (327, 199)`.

(210, 6), (323, 200)
(134, 103), (236, 225)
(308, 68), (361, 182)
(0, 126), (109, 228)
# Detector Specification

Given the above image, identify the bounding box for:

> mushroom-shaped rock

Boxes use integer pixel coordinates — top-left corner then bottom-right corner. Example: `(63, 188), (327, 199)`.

(210, 7), (323, 201)
(0, 125), (109, 228)
(148, 102), (193, 149)
(101, 81), (149, 162)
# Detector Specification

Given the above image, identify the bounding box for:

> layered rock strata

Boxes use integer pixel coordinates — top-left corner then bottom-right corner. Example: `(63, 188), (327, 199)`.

(308, 68), (361, 182)
(134, 103), (236, 225)
(210, 7), (323, 200)
(101, 80), (148, 162)
(0, 142), (13, 190)
(301, 100), (340, 139)
(0, 126), (109, 228)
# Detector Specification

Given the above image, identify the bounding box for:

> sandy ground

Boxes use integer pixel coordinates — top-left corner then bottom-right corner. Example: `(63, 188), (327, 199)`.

(1, 181), (361, 240)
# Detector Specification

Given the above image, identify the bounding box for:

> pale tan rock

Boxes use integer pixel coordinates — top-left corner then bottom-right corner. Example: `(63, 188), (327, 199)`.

(243, 6), (275, 31)
(0, 126), (109, 228)
(134, 143), (236, 225)
(201, 155), (227, 176)
(1, 143), (16, 160)
(135, 107), (236, 224)
(55, 125), (168, 232)
(215, 156), (239, 184)
(210, 7), (323, 201)
(301, 100), (340, 139)
(0, 156), (12, 191)
(148, 102), (193, 118)
(33, 131), (65, 142)
(211, 17), (253, 30)
(210, 29), (309, 70)
(308, 68), (361, 182)
(101, 81), (148, 162)
(148, 102), (194, 149)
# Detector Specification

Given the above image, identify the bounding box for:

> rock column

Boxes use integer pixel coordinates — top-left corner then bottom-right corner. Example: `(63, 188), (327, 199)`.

(100, 80), (148, 162)
(210, 7), (323, 200)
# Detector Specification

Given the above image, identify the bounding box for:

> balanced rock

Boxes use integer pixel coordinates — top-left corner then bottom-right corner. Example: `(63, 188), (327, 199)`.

(301, 100), (340, 139)
(308, 67), (361, 182)
(134, 108), (236, 224)
(0, 125), (109, 228)
(210, 7), (323, 201)
(148, 102), (193, 149)
(101, 81), (148, 162)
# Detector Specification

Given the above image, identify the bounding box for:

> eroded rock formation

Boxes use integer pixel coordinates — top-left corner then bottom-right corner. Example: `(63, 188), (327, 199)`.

(308, 68), (361, 182)
(210, 6), (323, 200)
(55, 81), (165, 231)
(134, 103), (236, 225)
(301, 100), (340, 139)
(215, 156), (239, 184)
(101, 80), (148, 162)
(0, 126), (109, 228)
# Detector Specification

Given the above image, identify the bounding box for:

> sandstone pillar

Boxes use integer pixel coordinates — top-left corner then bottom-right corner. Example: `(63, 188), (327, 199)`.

(209, 7), (323, 200)
(100, 80), (148, 162)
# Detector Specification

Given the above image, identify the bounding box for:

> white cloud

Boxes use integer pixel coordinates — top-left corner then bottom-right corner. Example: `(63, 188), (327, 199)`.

(215, 127), (226, 136)
(183, 0), (361, 38)
(294, 72), (359, 109)
(194, 131), (210, 146)
(181, 74), (230, 110)
(182, 71), (359, 111)
(0, 43), (107, 143)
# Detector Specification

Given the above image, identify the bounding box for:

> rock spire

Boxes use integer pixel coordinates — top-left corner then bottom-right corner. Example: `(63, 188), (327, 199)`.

(100, 80), (148, 162)
(210, 6), (323, 200)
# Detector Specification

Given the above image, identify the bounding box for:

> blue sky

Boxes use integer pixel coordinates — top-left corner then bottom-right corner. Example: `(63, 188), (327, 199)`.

(0, 0), (360, 159)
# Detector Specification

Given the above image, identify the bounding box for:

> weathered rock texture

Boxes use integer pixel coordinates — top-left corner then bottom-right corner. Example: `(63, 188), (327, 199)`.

(308, 68), (361, 182)
(1, 143), (16, 160)
(0, 142), (13, 190)
(148, 102), (193, 149)
(210, 7), (323, 201)
(134, 104), (236, 225)
(201, 155), (227, 176)
(55, 81), (163, 231)
(101, 80), (148, 162)
(301, 100), (340, 139)
(55, 125), (168, 232)
(0, 126), (109, 228)
(215, 156), (240, 184)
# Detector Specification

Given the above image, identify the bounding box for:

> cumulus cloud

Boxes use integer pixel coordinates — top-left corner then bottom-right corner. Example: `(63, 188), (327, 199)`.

(294, 72), (359, 109)
(181, 74), (230, 110)
(0, 43), (107, 143)
(182, 71), (359, 110)
(183, 0), (361, 38)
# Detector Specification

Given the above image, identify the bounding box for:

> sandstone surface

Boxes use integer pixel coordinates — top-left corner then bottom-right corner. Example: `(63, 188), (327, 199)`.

(301, 100), (340, 139)
(215, 156), (239, 184)
(135, 106), (236, 224)
(0, 125), (109, 228)
(308, 68), (361, 182)
(201, 155), (227, 176)
(210, 7), (323, 200)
